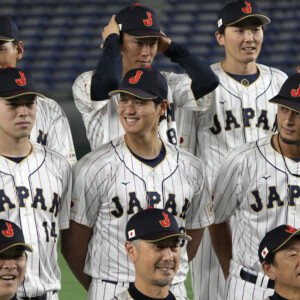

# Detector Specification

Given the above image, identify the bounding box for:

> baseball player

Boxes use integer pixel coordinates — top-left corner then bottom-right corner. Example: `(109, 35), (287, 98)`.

(61, 67), (214, 300)
(259, 225), (300, 300)
(0, 219), (33, 300)
(72, 3), (219, 151)
(185, 2), (289, 299)
(113, 208), (191, 300)
(0, 67), (72, 299)
(209, 73), (300, 299)
(0, 16), (76, 165)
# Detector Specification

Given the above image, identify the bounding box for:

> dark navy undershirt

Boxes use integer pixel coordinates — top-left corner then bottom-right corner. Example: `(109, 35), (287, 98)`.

(270, 135), (300, 162)
(226, 72), (259, 87)
(127, 283), (177, 300)
(129, 143), (166, 168)
(4, 156), (26, 163)
(269, 291), (289, 300)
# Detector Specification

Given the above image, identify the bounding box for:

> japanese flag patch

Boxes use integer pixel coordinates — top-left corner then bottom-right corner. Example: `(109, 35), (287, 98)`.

(128, 229), (136, 239)
(261, 247), (269, 259)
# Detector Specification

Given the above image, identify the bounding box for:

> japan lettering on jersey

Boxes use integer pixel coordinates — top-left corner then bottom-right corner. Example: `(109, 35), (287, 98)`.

(72, 71), (211, 150)
(0, 143), (72, 297)
(213, 136), (300, 273)
(71, 137), (214, 284)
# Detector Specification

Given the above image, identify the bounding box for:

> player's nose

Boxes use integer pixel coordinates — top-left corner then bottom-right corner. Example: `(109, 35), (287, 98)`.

(1, 258), (17, 269)
(141, 44), (151, 56)
(161, 247), (173, 260)
(244, 30), (254, 41)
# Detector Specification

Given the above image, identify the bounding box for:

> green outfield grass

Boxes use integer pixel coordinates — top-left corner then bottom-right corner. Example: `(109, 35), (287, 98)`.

(58, 243), (194, 299)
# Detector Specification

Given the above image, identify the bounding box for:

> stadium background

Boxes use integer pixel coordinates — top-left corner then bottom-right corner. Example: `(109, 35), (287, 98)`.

(1, 0), (299, 299)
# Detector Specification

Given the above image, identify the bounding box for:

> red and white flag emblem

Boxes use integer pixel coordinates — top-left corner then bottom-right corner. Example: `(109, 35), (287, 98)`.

(261, 247), (269, 258)
(128, 229), (136, 238)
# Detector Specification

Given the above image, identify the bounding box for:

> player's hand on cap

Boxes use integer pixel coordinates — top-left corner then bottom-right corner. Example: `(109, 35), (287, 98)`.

(101, 15), (120, 49)
(157, 32), (171, 54)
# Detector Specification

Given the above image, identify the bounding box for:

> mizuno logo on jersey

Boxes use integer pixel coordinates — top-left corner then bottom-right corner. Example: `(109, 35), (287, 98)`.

(262, 176), (271, 180)
(121, 181), (130, 186)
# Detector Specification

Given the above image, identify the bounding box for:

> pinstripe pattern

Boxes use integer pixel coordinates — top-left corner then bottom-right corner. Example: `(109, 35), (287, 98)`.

(0, 143), (72, 298)
(72, 71), (211, 150)
(212, 136), (300, 299)
(30, 96), (77, 165)
(188, 63), (287, 300)
(71, 136), (214, 299)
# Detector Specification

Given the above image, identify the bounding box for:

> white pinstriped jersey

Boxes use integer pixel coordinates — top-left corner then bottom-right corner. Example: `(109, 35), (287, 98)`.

(213, 135), (300, 273)
(186, 62), (287, 300)
(196, 62), (288, 187)
(72, 71), (211, 150)
(113, 289), (188, 300)
(30, 96), (77, 165)
(0, 143), (72, 298)
(71, 136), (214, 286)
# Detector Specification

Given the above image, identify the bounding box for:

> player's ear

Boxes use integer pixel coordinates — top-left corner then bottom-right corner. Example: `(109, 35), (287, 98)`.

(261, 261), (276, 281)
(159, 99), (168, 116)
(215, 31), (224, 46)
(125, 241), (138, 262)
(16, 41), (24, 60)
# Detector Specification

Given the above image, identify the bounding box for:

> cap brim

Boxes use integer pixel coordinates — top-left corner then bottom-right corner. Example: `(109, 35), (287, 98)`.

(0, 91), (46, 100)
(0, 36), (15, 42)
(226, 15), (271, 27)
(0, 243), (33, 254)
(269, 97), (300, 113)
(124, 31), (167, 39)
(272, 229), (300, 253)
(109, 88), (158, 100)
(142, 232), (192, 242)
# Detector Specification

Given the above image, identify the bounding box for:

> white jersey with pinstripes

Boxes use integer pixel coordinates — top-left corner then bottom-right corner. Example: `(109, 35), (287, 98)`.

(213, 136), (300, 299)
(30, 96), (77, 165)
(72, 70), (211, 150)
(71, 136), (214, 287)
(0, 143), (72, 298)
(189, 62), (288, 300)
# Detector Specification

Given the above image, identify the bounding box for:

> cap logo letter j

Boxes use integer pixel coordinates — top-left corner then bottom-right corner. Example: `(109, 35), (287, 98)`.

(242, 1), (252, 14)
(15, 71), (26, 86)
(2, 222), (14, 237)
(129, 71), (143, 84)
(286, 225), (297, 233)
(143, 12), (153, 26)
(291, 84), (300, 98)
(159, 212), (171, 228)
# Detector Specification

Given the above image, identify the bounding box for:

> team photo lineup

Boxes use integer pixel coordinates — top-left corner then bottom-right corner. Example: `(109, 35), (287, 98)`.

(0, 0), (299, 300)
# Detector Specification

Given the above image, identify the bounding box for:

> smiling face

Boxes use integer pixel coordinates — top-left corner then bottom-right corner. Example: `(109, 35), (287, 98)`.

(0, 246), (27, 300)
(117, 93), (166, 139)
(216, 18), (264, 69)
(126, 237), (181, 296)
(263, 237), (300, 298)
(120, 34), (158, 76)
(0, 95), (37, 143)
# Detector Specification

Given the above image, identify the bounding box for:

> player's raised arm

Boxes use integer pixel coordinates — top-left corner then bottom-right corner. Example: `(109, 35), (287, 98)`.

(61, 220), (93, 290)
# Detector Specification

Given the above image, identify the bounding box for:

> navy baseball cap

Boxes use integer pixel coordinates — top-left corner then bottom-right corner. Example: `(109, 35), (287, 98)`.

(217, 1), (270, 31)
(0, 219), (33, 254)
(126, 208), (192, 242)
(258, 225), (300, 263)
(0, 16), (19, 41)
(115, 3), (166, 38)
(0, 67), (45, 100)
(269, 73), (300, 113)
(109, 67), (168, 101)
